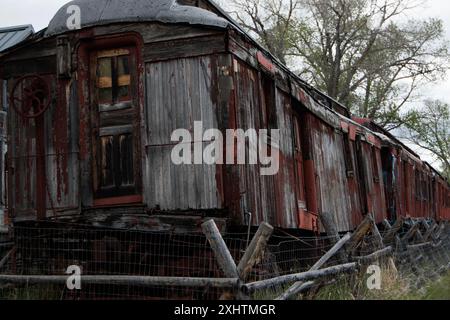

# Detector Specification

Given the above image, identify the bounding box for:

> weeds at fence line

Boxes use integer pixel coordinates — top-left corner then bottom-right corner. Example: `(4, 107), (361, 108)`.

(0, 217), (449, 300)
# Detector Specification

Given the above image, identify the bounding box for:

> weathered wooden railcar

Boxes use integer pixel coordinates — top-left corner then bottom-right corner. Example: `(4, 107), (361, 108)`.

(434, 173), (450, 221)
(357, 119), (450, 222)
(0, 25), (35, 226)
(338, 117), (387, 226)
(0, 0), (447, 236)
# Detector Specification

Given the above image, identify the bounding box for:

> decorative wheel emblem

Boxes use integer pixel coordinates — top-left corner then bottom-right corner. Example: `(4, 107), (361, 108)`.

(10, 75), (51, 119)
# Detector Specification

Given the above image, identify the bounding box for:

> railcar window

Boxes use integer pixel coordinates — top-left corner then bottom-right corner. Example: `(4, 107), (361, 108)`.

(99, 133), (135, 189)
(97, 57), (113, 103)
(100, 135), (115, 188)
(343, 133), (354, 177)
(415, 169), (420, 200)
(402, 161), (408, 211)
(420, 173), (427, 201)
(117, 55), (131, 99)
(371, 146), (380, 183)
(96, 50), (132, 106)
(261, 74), (277, 129)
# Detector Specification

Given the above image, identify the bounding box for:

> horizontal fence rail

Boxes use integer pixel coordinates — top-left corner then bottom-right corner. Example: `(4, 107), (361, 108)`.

(0, 217), (449, 300)
(0, 275), (239, 289)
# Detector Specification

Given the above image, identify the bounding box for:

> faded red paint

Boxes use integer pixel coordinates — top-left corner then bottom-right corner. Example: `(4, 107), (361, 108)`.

(55, 78), (69, 203)
(349, 125), (357, 141)
(3, 18), (449, 232)
(93, 195), (143, 207)
(256, 51), (275, 74)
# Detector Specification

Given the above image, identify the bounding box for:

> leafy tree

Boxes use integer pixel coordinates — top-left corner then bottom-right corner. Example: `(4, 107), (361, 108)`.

(403, 100), (450, 179)
(222, 0), (449, 130)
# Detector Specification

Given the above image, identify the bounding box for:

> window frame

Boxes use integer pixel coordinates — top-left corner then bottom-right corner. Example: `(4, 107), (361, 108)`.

(95, 48), (134, 112)
(371, 146), (380, 183)
(343, 133), (355, 178)
(87, 42), (142, 203)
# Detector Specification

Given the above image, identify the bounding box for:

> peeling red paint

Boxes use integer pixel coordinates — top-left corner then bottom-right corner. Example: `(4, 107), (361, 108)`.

(256, 51), (275, 74)
(3, 21), (449, 231)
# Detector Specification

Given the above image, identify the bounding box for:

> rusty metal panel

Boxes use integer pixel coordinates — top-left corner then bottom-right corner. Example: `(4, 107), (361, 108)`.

(8, 80), (39, 220)
(0, 110), (6, 225)
(346, 141), (364, 228)
(364, 144), (387, 223)
(231, 60), (299, 229)
(42, 78), (79, 215)
(272, 89), (298, 228)
(353, 141), (383, 224)
(144, 56), (221, 210)
(308, 115), (353, 232)
(232, 60), (264, 226)
(8, 74), (79, 221)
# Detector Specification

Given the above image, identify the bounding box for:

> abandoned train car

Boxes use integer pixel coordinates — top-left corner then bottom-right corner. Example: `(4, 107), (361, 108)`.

(0, 0), (448, 235)
(356, 119), (450, 223)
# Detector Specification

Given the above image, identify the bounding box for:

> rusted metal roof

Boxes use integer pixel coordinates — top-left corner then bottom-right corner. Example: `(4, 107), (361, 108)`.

(46, 0), (229, 37)
(0, 25), (34, 53)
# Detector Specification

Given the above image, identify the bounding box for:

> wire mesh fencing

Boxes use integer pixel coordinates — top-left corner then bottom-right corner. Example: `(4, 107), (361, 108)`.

(0, 219), (449, 300)
(0, 222), (333, 300)
(241, 220), (450, 300)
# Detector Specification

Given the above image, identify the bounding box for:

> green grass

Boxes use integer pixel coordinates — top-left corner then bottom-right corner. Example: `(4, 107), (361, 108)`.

(420, 273), (450, 300)
(312, 266), (450, 300)
(252, 261), (450, 300)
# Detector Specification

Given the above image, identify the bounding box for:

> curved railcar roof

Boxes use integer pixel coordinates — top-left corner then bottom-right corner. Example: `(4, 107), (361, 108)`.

(45, 0), (229, 37)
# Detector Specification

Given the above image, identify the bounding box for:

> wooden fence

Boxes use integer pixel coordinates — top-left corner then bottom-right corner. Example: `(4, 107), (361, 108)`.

(0, 216), (449, 300)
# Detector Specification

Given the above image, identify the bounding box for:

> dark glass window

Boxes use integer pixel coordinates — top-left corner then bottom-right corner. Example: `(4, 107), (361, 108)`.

(343, 133), (354, 177)
(372, 147), (380, 183)
(96, 53), (131, 105)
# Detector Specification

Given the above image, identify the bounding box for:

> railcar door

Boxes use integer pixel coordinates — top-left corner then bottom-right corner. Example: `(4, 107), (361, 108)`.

(355, 135), (369, 215)
(381, 147), (396, 221)
(90, 48), (142, 205)
(293, 114), (317, 231)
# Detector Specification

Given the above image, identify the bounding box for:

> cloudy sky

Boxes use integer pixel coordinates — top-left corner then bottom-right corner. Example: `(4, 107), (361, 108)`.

(0, 0), (449, 167)
(1, 0), (448, 101)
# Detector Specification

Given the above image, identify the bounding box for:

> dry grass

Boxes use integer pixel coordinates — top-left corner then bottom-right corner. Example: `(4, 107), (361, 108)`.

(312, 262), (450, 300)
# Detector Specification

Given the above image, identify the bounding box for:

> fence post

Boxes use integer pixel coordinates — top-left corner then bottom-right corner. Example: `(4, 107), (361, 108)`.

(202, 219), (276, 300)
(371, 218), (384, 249)
(202, 219), (239, 279)
(383, 217), (404, 244)
(379, 221), (400, 274)
(382, 219), (392, 230)
(320, 212), (347, 262)
(434, 222), (446, 241)
(424, 222), (438, 241)
(401, 222), (419, 246)
(202, 219), (244, 300)
(347, 214), (374, 255)
(277, 232), (351, 300)
(237, 222), (273, 282)
(0, 248), (14, 271)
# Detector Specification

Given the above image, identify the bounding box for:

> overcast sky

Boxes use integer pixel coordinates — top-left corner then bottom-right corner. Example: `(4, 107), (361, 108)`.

(1, 0), (448, 101)
(0, 0), (449, 167)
